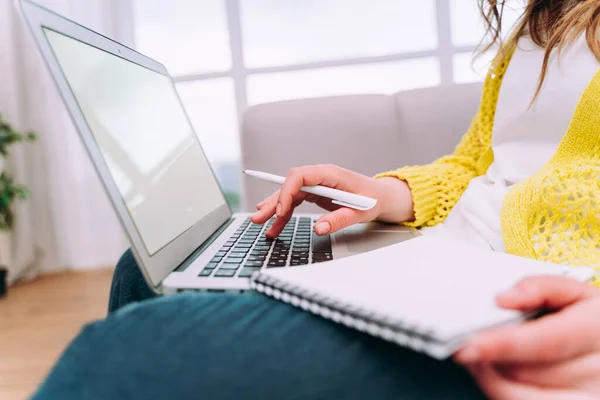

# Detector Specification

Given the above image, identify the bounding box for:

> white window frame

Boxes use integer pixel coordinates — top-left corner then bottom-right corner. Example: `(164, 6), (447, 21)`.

(115, 0), (479, 122)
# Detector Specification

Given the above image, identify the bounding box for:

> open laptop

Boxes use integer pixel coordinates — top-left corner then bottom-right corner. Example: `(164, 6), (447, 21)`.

(20, 0), (419, 294)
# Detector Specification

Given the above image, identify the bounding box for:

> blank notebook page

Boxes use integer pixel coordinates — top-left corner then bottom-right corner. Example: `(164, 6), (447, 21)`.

(258, 236), (584, 343)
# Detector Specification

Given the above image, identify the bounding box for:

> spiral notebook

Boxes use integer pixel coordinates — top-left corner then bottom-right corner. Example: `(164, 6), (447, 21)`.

(250, 236), (594, 359)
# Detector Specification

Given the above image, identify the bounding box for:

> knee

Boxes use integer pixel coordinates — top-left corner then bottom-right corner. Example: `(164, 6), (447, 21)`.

(109, 249), (155, 313)
(113, 249), (139, 284)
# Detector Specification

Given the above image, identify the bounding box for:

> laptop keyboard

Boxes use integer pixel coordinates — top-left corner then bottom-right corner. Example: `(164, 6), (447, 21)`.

(198, 217), (333, 278)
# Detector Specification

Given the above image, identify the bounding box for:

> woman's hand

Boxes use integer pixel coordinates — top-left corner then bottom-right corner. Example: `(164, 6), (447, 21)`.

(251, 164), (414, 238)
(454, 276), (600, 400)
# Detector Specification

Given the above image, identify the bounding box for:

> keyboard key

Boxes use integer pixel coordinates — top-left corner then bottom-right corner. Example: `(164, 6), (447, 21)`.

(216, 251), (228, 257)
(205, 262), (220, 269)
(220, 263), (241, 270)
(215, 269), (237, 277)
(269, 258), (288, 263)
(224, 258), (243, 264)
(253, 246), (271, 251)
(199, 269), (213, 277)
(243, 261), (264, 268)
(226, 254), (246, 259)
(247, 255), (266, 262)
(312, 254), (332, 262)
(238, 268), (260, 278)
(231, 249), (249, 254)
(290, 261), (308, 266)
(234, 244), (252, 248)
(210, 256), (223, 263)
(311, 233), (332, 253)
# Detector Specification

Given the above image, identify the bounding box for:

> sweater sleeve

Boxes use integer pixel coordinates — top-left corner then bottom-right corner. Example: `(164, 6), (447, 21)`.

(375, 49), (512, 228)
(376, 111), (490, 228)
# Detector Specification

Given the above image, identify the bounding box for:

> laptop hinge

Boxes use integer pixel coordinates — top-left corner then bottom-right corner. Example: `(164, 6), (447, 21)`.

(174, 217), (236, 273)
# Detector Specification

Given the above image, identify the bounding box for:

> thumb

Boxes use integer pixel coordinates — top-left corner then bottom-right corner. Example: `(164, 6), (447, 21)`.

(314, 207), (366, 235)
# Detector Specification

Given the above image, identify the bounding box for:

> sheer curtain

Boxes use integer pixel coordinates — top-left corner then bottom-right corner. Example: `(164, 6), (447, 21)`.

(0, 0), (128, 284)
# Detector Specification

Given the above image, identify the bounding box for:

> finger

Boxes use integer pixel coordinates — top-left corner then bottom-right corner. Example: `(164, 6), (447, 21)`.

(266, 213), (293, 239)
(499, 353), (600, 388)
(256, 197), (268, 210)
(455, 298), (600, 364)
(277, 165), (342, 217)
(496, 276), (599, 311)
(314, 207), (366, 235)
(304, 194), (340, 213)
(266, 195), (306, 238)
(251, 191), (280, 224)
(466, 364), (549, 400)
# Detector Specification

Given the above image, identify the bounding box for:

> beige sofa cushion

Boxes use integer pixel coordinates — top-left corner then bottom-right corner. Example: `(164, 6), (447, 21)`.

(240, 83), (482, 212)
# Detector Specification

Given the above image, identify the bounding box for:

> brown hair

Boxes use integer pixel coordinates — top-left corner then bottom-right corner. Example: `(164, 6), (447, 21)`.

(478, 0), (600, 101)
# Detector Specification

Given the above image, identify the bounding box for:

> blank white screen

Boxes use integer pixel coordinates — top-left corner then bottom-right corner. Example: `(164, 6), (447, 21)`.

(45, 29), (227, 255)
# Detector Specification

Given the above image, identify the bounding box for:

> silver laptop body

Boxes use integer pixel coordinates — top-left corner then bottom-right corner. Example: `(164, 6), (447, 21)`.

(20, 0), (419, 294)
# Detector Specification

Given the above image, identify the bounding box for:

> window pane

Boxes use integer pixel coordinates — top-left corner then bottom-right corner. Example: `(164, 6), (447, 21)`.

(453, 51), (495, 83)
(133, 0), (231, 76)
(176, 79), (241, 210)
(247, 58), (440, 105)
(240, 0), (437, 68)
(450, 0), (524, 47)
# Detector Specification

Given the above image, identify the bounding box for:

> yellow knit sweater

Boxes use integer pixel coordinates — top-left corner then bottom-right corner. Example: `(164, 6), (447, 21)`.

(377, 49), (600, 278)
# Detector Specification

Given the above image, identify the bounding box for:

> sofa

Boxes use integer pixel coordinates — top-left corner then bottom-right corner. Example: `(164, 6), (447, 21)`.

(241, 83), (482, 212)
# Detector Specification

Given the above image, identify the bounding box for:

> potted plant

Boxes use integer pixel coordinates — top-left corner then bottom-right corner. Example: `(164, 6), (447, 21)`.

(0, 114), (36, 296)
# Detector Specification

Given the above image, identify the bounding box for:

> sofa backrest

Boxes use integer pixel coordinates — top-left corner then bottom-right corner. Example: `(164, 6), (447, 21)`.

(240, 83), (482, 212)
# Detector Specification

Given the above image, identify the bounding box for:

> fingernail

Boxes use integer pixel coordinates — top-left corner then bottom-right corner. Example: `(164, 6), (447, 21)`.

(276, 203), (282, 216)
(315, 221), (331, 235)
(498, 287), (520, 299)
(455, 347), (480, 364)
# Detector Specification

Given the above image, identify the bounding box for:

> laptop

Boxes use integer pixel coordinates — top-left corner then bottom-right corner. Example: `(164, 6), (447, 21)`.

(20, 0), (419, 294)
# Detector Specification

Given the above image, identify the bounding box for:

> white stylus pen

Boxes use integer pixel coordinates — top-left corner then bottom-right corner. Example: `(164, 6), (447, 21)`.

(243, 170), (377, 211)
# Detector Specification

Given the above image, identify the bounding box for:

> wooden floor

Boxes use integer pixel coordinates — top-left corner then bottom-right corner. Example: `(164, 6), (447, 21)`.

(0, 269), (113, 400)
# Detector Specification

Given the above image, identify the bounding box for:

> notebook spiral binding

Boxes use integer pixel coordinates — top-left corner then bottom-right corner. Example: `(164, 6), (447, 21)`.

(250, 273), (446, 359)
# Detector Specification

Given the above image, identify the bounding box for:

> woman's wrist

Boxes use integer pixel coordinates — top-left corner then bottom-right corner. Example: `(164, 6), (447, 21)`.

(374, 177), (415, 224)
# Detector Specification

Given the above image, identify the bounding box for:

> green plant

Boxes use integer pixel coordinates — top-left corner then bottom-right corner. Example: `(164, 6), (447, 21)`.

(0, 114), (36, 231)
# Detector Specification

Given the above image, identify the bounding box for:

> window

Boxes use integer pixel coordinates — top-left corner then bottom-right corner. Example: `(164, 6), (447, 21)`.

(124, 0), (524, 211)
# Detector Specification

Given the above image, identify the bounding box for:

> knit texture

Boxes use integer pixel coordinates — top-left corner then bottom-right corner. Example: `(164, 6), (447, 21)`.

(376, 51), (513, 227)
(377, 49), (600, 280)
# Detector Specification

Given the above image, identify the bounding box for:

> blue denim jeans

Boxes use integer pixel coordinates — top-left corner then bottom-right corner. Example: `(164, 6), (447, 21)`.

(33, 249), (486, 400)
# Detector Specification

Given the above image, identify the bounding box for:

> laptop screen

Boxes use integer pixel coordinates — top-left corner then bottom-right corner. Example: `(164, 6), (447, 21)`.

(43, 28), (228, 256)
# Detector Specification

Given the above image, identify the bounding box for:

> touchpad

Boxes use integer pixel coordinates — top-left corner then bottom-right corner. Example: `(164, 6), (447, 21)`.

(339, 230), (416, 253)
